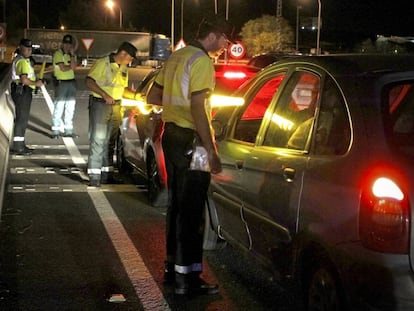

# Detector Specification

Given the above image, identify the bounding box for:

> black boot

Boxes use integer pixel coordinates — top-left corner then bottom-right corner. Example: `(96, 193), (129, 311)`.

(11, 141), (32, 155)
(174, 272), (219, 295)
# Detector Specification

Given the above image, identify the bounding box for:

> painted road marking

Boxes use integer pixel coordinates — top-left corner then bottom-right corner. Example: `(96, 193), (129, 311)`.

(89, 191), (170, 310)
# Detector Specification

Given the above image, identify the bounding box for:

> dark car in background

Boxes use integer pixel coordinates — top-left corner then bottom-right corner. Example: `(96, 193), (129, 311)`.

(116, 63), (259, 206)
(247, 52), (303, 68)
(203, 54), (414, 311)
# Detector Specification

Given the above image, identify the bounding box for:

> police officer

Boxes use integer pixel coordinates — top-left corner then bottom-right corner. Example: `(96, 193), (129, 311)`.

(10, 38), (44, 155)
(85, 42), (137, 187)
(51, 34), (78, 139)
(148, 16), (229, 295)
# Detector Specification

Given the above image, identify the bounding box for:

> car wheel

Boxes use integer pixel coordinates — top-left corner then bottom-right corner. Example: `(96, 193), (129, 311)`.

(116, 132), (133, 174)
(203, 197), (226, 251)
(147, 153), (165, 207)
(306, 264), (344, 311)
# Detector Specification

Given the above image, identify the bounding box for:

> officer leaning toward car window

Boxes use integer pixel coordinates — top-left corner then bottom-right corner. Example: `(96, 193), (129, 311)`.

(85, 41), (137, 187)
(148, 15), (230, 296)
(10, 38), (44, 155)
(51, 34), (78, 139)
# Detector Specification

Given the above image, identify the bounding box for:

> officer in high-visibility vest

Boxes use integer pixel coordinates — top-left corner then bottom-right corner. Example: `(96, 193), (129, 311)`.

(51, 34), (78, 139)
(85, 41), (137, 187)
(10, 38), (44, 155)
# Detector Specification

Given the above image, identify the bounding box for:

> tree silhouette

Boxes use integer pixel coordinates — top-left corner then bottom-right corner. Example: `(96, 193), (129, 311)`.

(240, 15), (294, 56)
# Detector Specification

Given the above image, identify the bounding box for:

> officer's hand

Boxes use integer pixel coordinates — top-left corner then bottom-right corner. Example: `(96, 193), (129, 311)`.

(34, 80), (44, 88)
(103, 94), (114, 105)
(208, 149), (222, 174)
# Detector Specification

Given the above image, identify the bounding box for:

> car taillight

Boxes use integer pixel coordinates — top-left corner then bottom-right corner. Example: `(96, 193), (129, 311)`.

(223, 70), (247, 80)
(360, 176), (410, 253)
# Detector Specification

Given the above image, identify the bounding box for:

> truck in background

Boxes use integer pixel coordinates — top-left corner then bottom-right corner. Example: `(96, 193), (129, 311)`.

(25, 28), (171, 66)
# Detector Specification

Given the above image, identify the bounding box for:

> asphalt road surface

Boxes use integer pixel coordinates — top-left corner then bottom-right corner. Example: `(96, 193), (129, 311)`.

(0, 66), (298, 311)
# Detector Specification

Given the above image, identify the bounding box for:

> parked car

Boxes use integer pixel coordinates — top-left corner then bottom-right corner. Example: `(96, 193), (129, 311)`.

(30, 45), (53, 65)
(203, 54), (414, 311)
(117, 63), (259, 206)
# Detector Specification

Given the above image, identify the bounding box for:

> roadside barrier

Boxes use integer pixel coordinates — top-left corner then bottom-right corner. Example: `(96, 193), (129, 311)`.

(0, 63), (15, 213)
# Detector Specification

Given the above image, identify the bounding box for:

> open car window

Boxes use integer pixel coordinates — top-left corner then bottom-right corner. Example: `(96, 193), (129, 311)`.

(232, 73), (286, 143)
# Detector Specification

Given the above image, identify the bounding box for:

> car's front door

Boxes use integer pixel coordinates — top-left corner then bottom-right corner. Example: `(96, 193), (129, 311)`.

(240, 70), (321, 268)
(212, 70), (287, 251)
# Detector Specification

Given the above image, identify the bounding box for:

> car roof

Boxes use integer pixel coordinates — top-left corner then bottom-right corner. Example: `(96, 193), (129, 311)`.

(269, 54), (414, 76)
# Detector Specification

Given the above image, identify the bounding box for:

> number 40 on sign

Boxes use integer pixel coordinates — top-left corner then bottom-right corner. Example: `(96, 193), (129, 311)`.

(228, 41), (246, 60)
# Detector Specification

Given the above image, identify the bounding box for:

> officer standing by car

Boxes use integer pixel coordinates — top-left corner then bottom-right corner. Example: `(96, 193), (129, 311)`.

(10, 38), (44, 155)
(85, 41), (137, 187)
(148, 16), (229, 295)
(51, 34), (78, 139)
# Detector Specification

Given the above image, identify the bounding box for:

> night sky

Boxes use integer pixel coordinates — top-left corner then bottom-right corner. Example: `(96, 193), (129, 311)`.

(4, 0), (414, 40)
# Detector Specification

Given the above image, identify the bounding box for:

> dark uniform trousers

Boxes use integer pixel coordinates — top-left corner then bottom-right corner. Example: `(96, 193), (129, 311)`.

(162, 122), (211, 275)
(10, 83), (33, 150)
(87, 96), (121, 178)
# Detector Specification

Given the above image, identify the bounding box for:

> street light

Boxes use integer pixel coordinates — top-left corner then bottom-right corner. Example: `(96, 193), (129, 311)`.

(106, 0), (123, 29)
(26, 0), (29, 29)
(171, 0), (175, 50)
(180, 0), (184, 40)
(225, 0), (229, 20)
(316, 0), (321, 55)
(296, 5), (302, 52)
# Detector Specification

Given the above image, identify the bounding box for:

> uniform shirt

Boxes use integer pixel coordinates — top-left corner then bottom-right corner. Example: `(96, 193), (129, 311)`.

(154, 42), (215, 130)
(87, 54), (128, 100)
(53, 49), (75, 80)
(12, 56), (37, 90)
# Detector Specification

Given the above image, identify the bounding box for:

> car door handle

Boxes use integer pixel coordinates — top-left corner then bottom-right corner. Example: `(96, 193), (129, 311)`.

(235, 160), (244, 170)
(283, 167), (296, 182)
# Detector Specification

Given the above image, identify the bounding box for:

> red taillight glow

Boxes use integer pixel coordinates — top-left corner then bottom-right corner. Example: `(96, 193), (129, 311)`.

(223, 71), (247, 80)
(360, 176), (410, 254)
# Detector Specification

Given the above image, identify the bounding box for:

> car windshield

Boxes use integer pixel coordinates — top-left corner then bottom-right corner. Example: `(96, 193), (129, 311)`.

(385, 80), (414, 156)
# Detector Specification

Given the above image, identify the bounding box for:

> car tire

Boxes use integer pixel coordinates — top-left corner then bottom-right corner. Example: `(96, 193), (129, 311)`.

(147, 153), (166, 207)
(203, 197), (226, 251)
(116, 132), (133, 174)
(305, 262), (345, 311)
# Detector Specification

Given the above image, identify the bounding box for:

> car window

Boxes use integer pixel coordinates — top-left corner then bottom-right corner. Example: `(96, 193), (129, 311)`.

(386, 81), (414, 155)
(262, 71), (320, 150)
(232, 73), (286, 143)
(313, 77), (351, 155)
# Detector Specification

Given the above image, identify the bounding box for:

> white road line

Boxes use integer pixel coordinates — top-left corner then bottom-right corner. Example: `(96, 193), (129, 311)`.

(89, 191), (170, 310)
(33, 91), (170, 309)
(8, 184), (144, 193)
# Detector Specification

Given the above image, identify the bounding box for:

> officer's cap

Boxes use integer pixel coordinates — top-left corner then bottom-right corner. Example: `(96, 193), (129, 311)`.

(117, 42), (137, 58)
(19, 38), (32, 48)
(62, 34), (73, 44)
(196, 15), (235, 43)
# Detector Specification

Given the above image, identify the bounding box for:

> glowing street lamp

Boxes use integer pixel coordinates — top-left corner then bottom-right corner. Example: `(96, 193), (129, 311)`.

(106, 0), (123, 29)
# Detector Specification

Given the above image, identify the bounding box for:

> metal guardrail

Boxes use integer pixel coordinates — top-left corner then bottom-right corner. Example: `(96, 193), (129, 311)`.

(0, 63), (15, 214)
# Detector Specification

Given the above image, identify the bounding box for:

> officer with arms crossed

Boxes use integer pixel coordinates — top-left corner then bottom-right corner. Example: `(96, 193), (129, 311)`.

(10, 38), (44, 155)
(51, 34), (78, 139)
(85, 41), (137, 187)
(148, 16), (231, 295)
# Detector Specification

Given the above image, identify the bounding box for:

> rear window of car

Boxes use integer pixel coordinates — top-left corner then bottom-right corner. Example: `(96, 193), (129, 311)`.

(385, 81), (414, 155)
